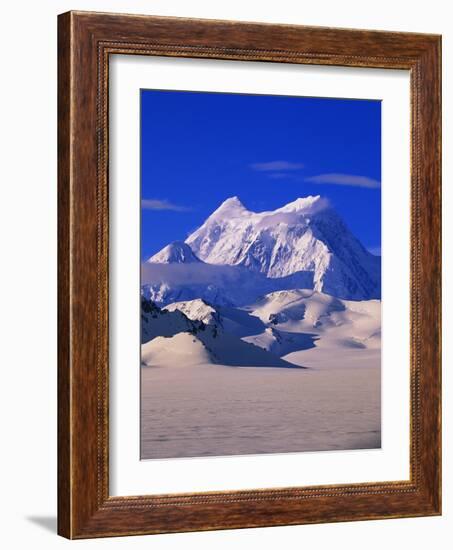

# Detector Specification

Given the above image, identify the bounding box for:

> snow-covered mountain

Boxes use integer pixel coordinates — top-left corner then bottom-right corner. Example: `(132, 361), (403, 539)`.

(164, 299), (222, 326)
(148, 241), (201, 264)
(184, 195), (380, 300)
(141, 297), (299, 368)
(141, 296), (203, 343)
(141, 291), (381, 368)
(247, 289), (381, 351)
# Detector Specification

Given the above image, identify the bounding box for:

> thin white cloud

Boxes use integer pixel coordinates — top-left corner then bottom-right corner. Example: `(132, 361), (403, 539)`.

(142, 199), (191, 212)
(251, 161), (304, 172)
(305, 173), (380, 189)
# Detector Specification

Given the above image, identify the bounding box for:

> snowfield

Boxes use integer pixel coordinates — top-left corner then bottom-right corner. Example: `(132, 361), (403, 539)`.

(140, 196), (381, 459)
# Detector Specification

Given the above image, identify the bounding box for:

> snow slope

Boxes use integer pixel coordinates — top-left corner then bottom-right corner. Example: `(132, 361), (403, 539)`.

(141, 329), (300, 369)
(141, 298), (300, 368)
(142, 332), (212, 367)
(242, 327), (318, 356)
(247, 289), (381, 351)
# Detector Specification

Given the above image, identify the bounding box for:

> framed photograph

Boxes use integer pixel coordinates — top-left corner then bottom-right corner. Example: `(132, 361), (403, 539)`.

(58, 11), (441, 539)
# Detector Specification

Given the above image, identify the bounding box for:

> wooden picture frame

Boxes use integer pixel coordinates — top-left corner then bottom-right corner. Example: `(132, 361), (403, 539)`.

(58, 10), (441, 539)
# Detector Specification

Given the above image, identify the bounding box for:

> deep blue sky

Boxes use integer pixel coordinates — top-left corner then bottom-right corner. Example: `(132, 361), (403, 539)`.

(141, 90), (381, 260)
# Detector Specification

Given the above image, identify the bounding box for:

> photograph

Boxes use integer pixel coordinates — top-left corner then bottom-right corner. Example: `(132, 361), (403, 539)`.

(0, 0), (445, 544)
(140, 90), (382, 459)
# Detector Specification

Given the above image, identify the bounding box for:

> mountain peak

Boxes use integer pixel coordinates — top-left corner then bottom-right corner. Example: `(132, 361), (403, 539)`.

(222, 196), (245, 208)
(148, 241), (200, 264)
(277, 195), (327, 214)
(211, 196), (248, 217)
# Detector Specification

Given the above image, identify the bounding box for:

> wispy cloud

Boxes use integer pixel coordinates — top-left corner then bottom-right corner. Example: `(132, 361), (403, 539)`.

(141, 199), (191, 212)
(305, 173), (380, 189)
(250, 161), (304, 172)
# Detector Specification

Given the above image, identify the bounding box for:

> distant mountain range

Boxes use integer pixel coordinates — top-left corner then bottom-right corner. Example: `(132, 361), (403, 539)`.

(141, 196), (381, 367)
(142, 195), (380, 306)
